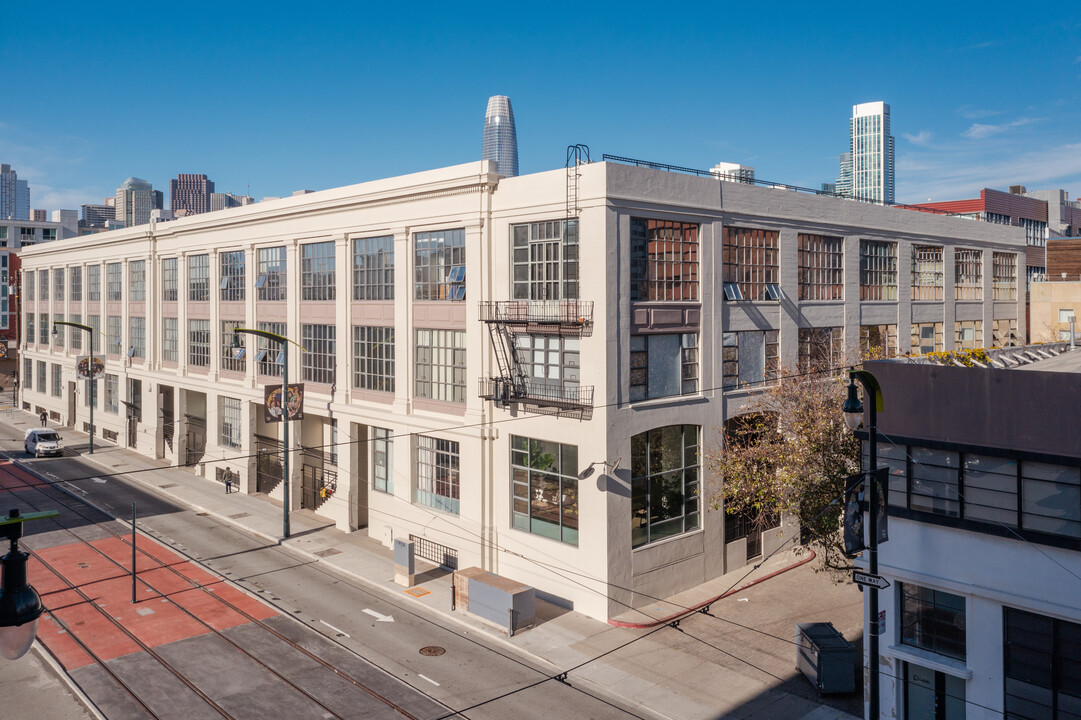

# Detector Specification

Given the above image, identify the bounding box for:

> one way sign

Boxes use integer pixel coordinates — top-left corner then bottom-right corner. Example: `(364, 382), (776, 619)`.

(852, 571), (890, 590)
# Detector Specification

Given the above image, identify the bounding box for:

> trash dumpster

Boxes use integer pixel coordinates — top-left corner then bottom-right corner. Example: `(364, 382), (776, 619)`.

(796, 622), (856, 694)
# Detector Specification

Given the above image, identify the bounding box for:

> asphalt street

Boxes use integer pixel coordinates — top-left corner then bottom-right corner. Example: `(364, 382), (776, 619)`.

(0, 419), (654, 720)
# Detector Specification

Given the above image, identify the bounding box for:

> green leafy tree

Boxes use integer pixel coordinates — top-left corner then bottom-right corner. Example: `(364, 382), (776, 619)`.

(708, 364), (860, 571)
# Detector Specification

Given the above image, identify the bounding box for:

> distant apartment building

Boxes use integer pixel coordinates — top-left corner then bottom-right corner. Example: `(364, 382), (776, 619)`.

(170, 174), (215, 216)
(1, 164), (30, 220)
(209, 192), (254, 212)
(18, 159), (1026, 622)
(30, 209), (46, 222)
(710, 162), (755, 184)
(81, 203), (115, 228)
(115, 177), (162, 228)
(838, 102), (895, 204)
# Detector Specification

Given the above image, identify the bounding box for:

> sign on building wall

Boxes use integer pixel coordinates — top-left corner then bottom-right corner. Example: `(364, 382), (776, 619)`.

(264, 383), (304, 423)
(75, 355), (105, 380)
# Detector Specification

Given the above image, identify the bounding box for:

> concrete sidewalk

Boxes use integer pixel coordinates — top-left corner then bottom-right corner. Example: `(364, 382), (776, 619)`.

(21, 414), (860, 720)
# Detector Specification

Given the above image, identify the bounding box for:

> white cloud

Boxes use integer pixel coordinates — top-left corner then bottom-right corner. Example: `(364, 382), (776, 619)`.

(897, 142), (1081, 203)
(958, 107), (1004, 120)
(962, 117), (1037, 139)
(902, 130), (933, 147)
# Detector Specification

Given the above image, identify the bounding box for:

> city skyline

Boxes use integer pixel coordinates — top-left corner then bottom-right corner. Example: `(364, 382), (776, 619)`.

(2, 4), (1079, 212)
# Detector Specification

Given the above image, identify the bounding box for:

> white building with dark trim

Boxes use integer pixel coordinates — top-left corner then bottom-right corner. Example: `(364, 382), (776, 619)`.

(17, 159), (1027, 621)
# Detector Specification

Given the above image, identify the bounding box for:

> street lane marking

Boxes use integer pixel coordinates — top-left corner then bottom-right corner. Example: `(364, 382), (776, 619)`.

(319, 620), (350, 637)
(418, 674), (440, 686)
(93, 477), (107, 483)
(363, 608), (395, 623)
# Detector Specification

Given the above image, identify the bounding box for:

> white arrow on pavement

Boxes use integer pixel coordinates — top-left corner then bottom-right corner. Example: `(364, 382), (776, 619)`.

(363, 608), (394, 623)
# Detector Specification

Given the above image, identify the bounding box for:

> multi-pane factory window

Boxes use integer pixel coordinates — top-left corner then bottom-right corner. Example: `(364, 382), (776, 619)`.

(1004, 608), (1081, 720)
(723, 227), (779, 301)
(188, 319), (210, 367)
(69, 314), (81, 351)
(721, 330), (779, 390)
(162, 258), (178, 301)
(105, 374), (118, 413)
(53, 313), (64, 348)
(25, 314), (33, 346)
(87, 265), (101, 302)
(301, 324), (336, 385)
(106, 262), (122, 301)
(631, 424), (700, 548)
(955, 320), (983, 350)
(511, 220), (579, 301)
(256, 247), (286, 301)
(106, 315), (121, 356)
(129, 317), (145, 358)
(162, 318), (178, 362)
(23, 359), (31, 393)
(798, 234), (843, 300)
(630, 218), (698, 302)
(39, 312), (49, 344)
(188, 254), (209, 301)
(36, 360), (45, 394)
(992, 319), (1018, 347)
(954, 249), (982, 301)
(798, 327), (843, 372)
(859, 240), (898, 300)
(352, 326), (395, 392)
(416, 435), (460, 515)
(51, 364), (62, 397)
(53, 268), (65, 301)
(911, 322), (944, 354)
(256, 322), (286, 377)
(860, 324), (898, 358)
(26, 271), (34, 303)
(129, 260), (146, 301)
(221, 320), (245, 372)
(39, 269), (48, 301)
(372, 428), (393, 494)
(70, 266), (82, 302)
(352, 236), (394, 300)
(301, 242), (336, 301)
(219, 250), (245, 302)
(510, 435), (579, 545)
(414, 328), (466, 403)
(630, 333), (698, 400)
(414, 228), (466, 301)
(219, 397), (242, 449)
(993, 252), (1017, 301)
(911, 245), (944, 301)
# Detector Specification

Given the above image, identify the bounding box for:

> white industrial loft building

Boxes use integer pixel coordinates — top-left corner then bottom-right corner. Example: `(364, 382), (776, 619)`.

(18, 159), (1025, 621)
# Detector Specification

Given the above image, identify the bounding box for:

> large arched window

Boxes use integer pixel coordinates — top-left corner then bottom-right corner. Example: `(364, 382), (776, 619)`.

(631, 425), (700, 548)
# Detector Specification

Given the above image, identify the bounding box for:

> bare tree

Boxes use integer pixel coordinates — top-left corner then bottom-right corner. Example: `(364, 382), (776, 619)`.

(708, 362), (860, 571)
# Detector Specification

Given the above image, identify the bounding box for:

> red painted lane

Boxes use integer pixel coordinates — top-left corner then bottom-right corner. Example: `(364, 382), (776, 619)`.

(31, 531), (280, 672)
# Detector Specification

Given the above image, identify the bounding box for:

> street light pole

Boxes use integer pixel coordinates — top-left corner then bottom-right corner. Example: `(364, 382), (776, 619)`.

(53, 321), (98, 455)
(843, 368), (884, 720)
(0, 508), (59, 660)
(233, 328), (301, 540)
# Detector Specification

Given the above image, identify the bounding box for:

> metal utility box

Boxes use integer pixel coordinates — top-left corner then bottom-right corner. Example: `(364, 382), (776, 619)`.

(796, 622), (856, 694)
(453, 567), (535, 635)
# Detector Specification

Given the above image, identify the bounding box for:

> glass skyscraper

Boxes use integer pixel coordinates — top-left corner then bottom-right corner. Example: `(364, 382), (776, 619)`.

(839, 102), (894, 204)
(481, 95), (519, 178)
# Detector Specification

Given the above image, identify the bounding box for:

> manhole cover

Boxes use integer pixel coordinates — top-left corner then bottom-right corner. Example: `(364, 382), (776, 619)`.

(419, 646), (445, 657)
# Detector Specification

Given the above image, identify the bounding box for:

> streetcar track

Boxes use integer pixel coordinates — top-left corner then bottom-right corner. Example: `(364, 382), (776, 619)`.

(0, 458), (459, 720)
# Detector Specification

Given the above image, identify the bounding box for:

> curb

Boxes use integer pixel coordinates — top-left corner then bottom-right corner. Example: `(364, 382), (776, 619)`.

(607, 547), (818, 629)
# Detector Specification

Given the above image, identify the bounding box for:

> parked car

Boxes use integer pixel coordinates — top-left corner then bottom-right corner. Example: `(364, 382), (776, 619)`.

(25, 428), (63, 458)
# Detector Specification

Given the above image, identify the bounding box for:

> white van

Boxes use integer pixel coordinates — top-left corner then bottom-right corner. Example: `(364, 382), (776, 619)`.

(25, 428), (63, 458)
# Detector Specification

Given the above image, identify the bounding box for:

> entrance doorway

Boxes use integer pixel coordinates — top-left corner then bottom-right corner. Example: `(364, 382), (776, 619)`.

(67, 381), (76, 427)
(255, 435), (283, 494)
(905, 663), (965, 719)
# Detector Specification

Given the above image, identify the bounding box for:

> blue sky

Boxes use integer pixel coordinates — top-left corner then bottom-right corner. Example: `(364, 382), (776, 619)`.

(4, 2), (1080, 210)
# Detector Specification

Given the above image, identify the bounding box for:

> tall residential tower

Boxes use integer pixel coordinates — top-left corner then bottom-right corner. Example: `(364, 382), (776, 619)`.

(115, 177), (161, 228)
(838, 102), (894, 204)
(481, 95), (519, 178)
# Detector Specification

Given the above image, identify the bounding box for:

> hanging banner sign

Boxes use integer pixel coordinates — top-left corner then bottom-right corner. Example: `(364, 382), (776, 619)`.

(76, 355), (105, 380)
(264, 383), (304, 423)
